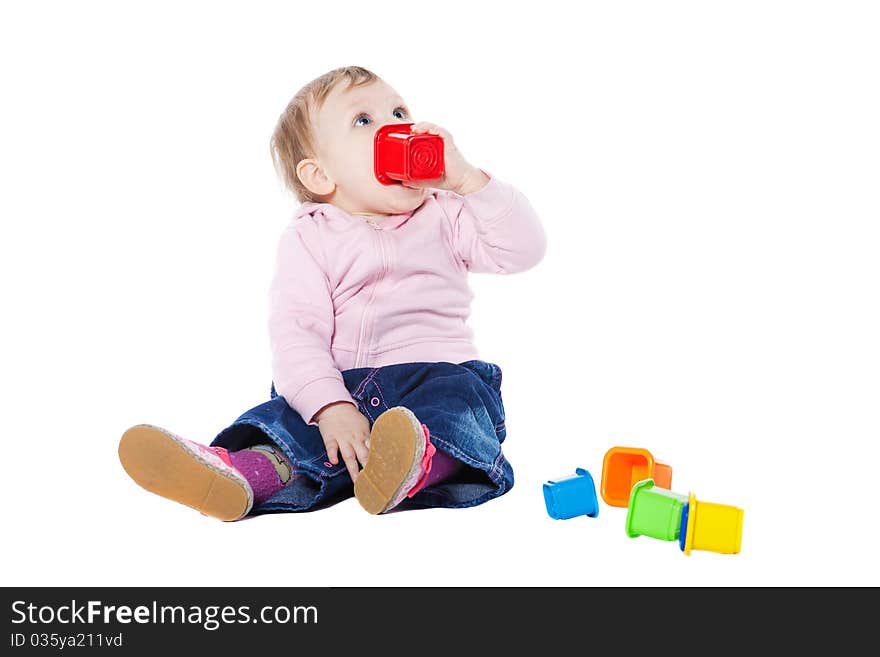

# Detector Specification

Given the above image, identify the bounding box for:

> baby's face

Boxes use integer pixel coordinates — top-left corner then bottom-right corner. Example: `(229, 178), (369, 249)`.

(308, 79), (426, 216)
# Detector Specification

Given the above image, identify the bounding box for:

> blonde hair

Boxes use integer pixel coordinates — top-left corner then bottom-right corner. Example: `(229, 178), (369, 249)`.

(270, 65), (380, 203)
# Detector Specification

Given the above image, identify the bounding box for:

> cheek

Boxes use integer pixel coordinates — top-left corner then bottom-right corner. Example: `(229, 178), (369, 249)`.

(325, 133), (369, 166)
(341, 138), (378, 182)
(341, 166), (383, 196)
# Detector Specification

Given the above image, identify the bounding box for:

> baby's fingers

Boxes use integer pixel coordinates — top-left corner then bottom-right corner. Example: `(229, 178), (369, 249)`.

(324, 439), (339, 466)
(339, 444), (361, 483)
(410, 122), (448, 139)
(354, 440), (370, 469)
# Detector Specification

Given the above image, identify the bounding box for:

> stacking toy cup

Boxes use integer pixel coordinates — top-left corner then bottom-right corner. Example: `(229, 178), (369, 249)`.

(374, 123), (445, 185)
(543, 468), (599, 519)
(680, 492), (744, 555)
(601, 446), (673, 507)
(625, 479), (687, 541)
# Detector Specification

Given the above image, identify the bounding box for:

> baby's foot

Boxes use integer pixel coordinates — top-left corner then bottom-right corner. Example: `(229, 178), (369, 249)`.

(353, 407), (436, 515)
(118, 424), (263, 521)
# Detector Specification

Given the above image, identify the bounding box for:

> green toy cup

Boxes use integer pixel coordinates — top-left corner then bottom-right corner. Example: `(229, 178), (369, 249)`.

(625, 479), (688, 541)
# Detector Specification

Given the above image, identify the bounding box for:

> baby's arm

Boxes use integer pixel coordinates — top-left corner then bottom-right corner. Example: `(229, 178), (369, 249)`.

(268, 223), (356, 425)
(268, 223), (371, 480)
(436, 169), (547, 274)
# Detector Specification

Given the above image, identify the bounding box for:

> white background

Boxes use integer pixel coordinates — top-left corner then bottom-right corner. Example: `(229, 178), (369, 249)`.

(2, 1), (878, 587)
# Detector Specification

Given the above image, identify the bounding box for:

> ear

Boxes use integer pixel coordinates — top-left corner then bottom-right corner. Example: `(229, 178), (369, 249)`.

(296, 158), (335, 197)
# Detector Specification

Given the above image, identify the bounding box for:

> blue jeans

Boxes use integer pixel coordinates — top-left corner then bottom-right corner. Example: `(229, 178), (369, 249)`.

(210, 360), (513, 515)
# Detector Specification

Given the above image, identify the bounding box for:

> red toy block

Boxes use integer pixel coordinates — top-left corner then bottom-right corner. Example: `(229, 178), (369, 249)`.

(374, 123), (445, 185)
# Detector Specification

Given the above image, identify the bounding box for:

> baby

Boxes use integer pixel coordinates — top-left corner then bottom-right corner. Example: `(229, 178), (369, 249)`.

(118, 65), (546, 520)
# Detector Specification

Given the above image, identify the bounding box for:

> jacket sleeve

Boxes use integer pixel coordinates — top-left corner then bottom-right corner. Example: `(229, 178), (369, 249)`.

(268, 222), (357, 425)
(435, 169), (547, 274)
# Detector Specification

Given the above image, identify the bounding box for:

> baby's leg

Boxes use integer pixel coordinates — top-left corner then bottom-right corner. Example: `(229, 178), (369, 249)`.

(118, 424), (296, 521)
(227, 444), (294, 504)
(420, 448), (463, 488)
(354, 407), (465, 514)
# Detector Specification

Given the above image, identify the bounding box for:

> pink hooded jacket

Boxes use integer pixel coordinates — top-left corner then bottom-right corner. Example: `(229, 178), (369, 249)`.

(268, 169), (546, 425)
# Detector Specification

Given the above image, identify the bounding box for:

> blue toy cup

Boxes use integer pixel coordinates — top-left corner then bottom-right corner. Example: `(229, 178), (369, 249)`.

(679, 502), (690, 552)
(543, 468), (599, 519)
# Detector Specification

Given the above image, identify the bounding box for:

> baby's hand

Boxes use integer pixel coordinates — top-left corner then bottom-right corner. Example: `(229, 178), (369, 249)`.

(404, 122), (490, 196)
(314, 402), (371, 483)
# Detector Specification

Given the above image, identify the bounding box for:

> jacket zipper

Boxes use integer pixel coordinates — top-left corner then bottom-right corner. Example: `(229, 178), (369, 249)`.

(354, 221), (389, 367)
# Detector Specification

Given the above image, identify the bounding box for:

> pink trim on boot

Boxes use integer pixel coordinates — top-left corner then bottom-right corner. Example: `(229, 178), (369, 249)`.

(406, 424), (437, 498)
(193, 441), (234, 468)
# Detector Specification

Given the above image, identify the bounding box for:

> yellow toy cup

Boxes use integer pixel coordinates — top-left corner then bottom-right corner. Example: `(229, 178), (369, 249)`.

(680, 492), (744, 555)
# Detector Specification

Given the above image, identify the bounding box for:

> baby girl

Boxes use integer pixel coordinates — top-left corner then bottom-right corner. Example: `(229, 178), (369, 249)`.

(118, 65), (546, 520)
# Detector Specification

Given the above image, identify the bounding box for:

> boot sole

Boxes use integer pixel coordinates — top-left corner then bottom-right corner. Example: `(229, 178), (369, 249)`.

(354, 407), (424, 515)
(118, 424), (252, 521)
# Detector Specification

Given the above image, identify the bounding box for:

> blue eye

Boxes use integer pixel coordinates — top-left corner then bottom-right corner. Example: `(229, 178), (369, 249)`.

(354, 107), (407, 127)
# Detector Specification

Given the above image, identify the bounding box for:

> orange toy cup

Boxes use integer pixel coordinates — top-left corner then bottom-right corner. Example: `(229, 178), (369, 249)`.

(600, 447), (673, 507)
(653, 462), (673, 489)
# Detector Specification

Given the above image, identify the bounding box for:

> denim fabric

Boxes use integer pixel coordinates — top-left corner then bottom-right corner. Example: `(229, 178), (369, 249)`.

(210, 360), (512, 515)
